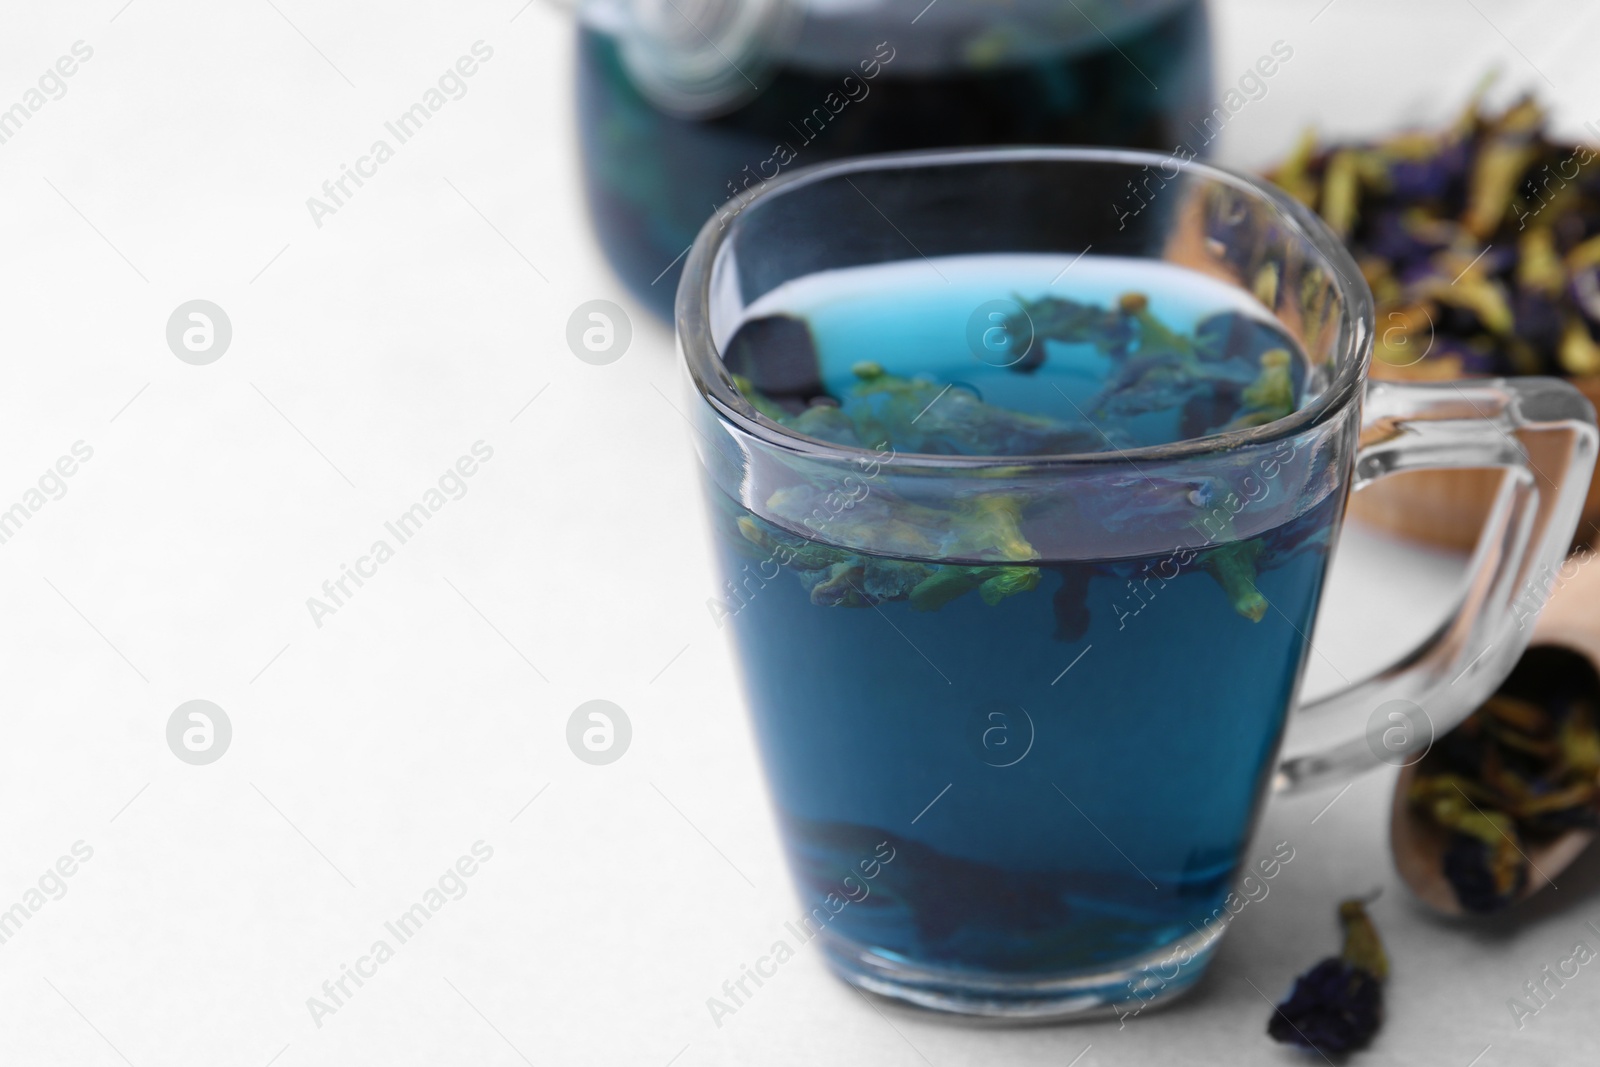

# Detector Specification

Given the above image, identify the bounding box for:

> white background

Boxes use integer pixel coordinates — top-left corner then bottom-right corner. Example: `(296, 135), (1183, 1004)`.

(1, 1), (1598, 1064)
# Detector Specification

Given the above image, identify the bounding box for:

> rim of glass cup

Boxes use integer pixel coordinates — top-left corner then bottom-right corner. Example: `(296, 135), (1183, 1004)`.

(676, 146), (1375, 470)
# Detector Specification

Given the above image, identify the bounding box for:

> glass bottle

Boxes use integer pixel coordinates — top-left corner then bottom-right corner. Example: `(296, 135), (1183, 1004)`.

(575, 0), (1214, 317)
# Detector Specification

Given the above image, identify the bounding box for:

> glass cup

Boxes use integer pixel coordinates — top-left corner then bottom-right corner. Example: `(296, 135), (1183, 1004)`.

(674, 147), (1598, 1019)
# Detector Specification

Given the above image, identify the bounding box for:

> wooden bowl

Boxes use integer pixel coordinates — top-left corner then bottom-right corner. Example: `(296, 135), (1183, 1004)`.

(1389, 561), (1600, 915)
(1350, 375), (1600, 551)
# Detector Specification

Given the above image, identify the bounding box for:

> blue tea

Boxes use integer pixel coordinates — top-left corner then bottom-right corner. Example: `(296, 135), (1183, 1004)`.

(576, 0), (1212, 315)
(704, 255), (1344, 1004)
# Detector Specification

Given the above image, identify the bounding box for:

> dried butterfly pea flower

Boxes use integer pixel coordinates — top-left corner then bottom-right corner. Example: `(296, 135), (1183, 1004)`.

(1409, 678), (1600, 912)
(1443, 834), (1528, 914)
(1004, 294), (1125, 373)
(1225, 349), (1297, 429)
(1188, 509), (1268, 622)
(1388, 135), (1471, 203)
(1409, 774), (1528, 911)
(1193, 309), (1288, 364)
(1464, 97), (1545, 238)
(1268, 899), (1388, 1055)
(1270, 960), (1383, 1054)
(1199, 537), (1267, 621)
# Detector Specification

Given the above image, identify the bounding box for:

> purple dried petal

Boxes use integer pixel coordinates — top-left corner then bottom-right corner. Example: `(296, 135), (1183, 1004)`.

(1554, 211), (1597, 253)
(1364, 210), (1436, 264)
(1397, 259), (1443, 288)
(1514, 289), (1566, 352)
(1387, 140), (1471, 201)
(1444, 833), (1526, 913)
(1267, 958), (1384, 1055)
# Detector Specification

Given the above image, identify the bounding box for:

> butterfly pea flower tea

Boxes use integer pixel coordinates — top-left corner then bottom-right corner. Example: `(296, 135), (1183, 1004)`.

(576, 0), (1214, 315)
(676, 149), (1596, 1017)
(714, 257), (1336, 977)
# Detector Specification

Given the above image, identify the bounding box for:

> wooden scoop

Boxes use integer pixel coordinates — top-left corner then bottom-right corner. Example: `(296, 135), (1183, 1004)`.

(1391, 557), (1600, 916)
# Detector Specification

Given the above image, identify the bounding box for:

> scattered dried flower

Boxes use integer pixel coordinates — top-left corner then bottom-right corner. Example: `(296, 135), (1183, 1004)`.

(1268, 898), (1389, 1055)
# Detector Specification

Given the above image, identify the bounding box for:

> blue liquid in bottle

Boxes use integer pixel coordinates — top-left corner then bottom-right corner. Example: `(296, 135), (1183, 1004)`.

(577, 0), (1213, 316)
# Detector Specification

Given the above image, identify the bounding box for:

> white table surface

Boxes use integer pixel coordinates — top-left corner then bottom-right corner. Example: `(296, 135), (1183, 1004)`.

(2, 1), (1598, 1064)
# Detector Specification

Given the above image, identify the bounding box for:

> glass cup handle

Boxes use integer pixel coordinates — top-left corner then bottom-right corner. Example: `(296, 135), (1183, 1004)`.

(1274, 376), (1598, 794)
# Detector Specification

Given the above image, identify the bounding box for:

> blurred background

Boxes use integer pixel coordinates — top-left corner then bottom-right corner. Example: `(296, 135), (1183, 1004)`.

(0, 1), (1597, 1064)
